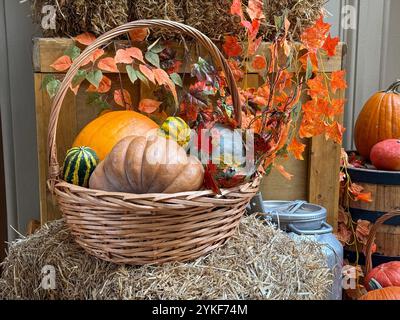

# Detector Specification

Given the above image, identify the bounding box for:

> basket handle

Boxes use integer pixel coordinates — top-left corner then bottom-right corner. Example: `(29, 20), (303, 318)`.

(47, 19), (242, 181)
(364, 210), (400, 273)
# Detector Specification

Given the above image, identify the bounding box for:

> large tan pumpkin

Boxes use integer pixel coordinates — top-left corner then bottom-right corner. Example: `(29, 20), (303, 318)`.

(73, 110), (158, 161)
(89, 134), (204, 194)
(354, 80), (400, 159)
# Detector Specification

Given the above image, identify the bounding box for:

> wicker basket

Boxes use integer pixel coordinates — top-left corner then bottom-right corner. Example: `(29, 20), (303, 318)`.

(47, 20), (260, 265)
(365, 211), (400, 273)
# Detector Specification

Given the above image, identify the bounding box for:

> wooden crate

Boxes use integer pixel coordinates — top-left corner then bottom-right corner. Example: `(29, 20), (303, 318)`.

(33, 38), (346, 229)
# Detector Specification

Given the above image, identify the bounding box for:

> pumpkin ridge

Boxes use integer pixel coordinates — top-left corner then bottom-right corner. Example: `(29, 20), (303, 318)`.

(125, 136), (145, 193)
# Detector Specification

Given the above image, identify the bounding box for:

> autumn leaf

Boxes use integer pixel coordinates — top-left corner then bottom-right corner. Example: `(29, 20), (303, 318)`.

(331, 70), (347, 93)
(223, 36), (243, 58)
(70, 83), (80, 95)
(230, 0), (244, 20)
(325, 121), (345, 144)
(248, 36), (262, 56)
(274, 164), (293, 180)
(87, 75), (111, 93)
(114, 89), (132, 109)
(129, 28), (149, 42)
(153, 68), (178, 104)
(247, 0), (265, 21)
(288, 138), (306, 160)
(115, 49), (133, 64)
(97, 57), (118, 73)
(139, 64), (155, 84)
(251, 55), (267, 70)
(75, 32), (96, 46)
(82, 48), (105, 66)
(50, 55), (72, 71)
(307, 74), (329, 98)
(323, 34), (340, 57)
(138, 98), (162, 114)
(356, 192), (373, 203)
(228, 59), (244, 82)
(300, 16), (331, 52)
(355, 219), (372, 244)
(86, 70), (103, 89)
(126, 47), (145, 64)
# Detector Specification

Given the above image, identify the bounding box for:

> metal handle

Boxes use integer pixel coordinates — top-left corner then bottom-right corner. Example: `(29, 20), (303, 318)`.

(288, 221), (333, 235)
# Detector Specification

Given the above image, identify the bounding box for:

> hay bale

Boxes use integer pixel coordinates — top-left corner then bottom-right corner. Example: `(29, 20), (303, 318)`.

(0, 216), (332, 300)
(30, 0), (129, 37)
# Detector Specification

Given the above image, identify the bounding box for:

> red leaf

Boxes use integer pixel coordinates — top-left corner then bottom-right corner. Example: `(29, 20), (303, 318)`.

(139, 64), (155, 84)
(204, 163), (221, 194)
(223, 36), (243, 57)
(50, 55), (72, 71)
(97, 57), (118, 73)
(356, 192), (373, 203)
(129, 28), (149, 42)
(251, 55), (267, 70)
(247, 0), (265, 21)
(87, 75), (112, 93)
(331, 70), (347, 93)
(138, 98), (162, 114)
(82, 48), (105, 66)
(75, 32), (96, 46)
(114, 89), (132, 108)
(323, 34), (340, 57)
(230, 0), (244, 20)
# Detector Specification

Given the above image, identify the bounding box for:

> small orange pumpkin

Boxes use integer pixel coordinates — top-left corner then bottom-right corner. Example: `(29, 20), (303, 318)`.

(354, 80), (400, 159)
(73, 110), (158, 160)
(359, 286), (400, 300)
(365, 261), (400, 290)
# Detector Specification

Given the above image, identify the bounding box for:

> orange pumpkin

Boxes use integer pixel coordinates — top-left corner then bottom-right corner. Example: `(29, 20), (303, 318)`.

(359, 286), (400, 300)
(354, 80), (400, 159)
(89, 134), (204, 194)
(72, 111), (158, 160)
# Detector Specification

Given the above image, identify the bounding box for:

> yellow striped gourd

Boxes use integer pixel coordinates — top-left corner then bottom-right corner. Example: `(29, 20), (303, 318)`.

(160, 117), (191, 147)
(62, 147), (99, 187)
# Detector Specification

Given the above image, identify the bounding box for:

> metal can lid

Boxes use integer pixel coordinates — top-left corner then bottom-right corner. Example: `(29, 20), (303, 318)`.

(262, 200), (327, 224)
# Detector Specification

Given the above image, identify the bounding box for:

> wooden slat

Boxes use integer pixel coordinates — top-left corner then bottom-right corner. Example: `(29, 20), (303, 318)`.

(0, 112), (7, 261)
(33, 38), (345, 74)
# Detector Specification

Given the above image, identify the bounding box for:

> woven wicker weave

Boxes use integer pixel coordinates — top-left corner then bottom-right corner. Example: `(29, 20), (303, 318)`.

(47, 20), (259, 265)
(365, 211), (400, 273)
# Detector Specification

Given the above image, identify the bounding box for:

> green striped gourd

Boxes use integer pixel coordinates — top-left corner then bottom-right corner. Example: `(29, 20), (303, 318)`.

(160, 117), (191, 147)
(62, 147), (99, 187)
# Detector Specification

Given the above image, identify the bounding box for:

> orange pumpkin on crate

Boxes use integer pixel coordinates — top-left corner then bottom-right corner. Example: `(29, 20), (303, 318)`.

(354, 80), (400, 159)
(359, 286), (400, 300)
(72, 110), (158, 160)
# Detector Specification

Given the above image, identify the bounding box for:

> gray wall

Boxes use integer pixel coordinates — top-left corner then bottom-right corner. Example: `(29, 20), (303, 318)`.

(0, 0), (40, 237)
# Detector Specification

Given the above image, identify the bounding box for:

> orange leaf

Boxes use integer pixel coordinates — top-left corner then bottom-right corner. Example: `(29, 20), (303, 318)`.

(300, 16), (331, 52)
(247, 0), (265, 21)
(153, 68), (178, 104)
(331, 70), (347, 93)
(307, 74), (329, 98)
(288, 138), (306, 160)
(228, 59), (244, 82)
(126, 47), (145, 64)
(75, 32), (96, 46)
(115, 49), (133, 64)
(356, 192), (373, 203)
(82, 48), (105, 66)
(114, 89), (132, 108)
(87, 75), (112, 93)
(97, 57), (118, 73)
(50, 55), (72, 71)
(323, 34), (340, 57)
(251, 55), (267, 70)
(139, 64), (155, 84)
(138, 98), (162, 114)
(223, 36), (243, 58)
(248, 36), (262, 56)
(274, 164), (293, 180)
(325, 121), (345, 144)
(129, 28), (149, 42)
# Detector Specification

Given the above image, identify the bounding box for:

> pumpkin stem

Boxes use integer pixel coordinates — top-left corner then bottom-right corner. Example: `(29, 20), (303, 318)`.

(385, 79), (400, 93)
